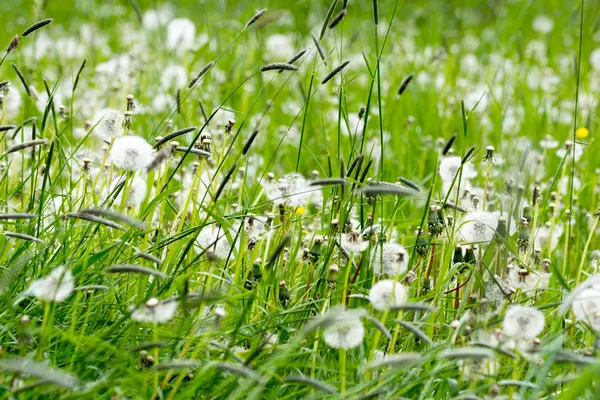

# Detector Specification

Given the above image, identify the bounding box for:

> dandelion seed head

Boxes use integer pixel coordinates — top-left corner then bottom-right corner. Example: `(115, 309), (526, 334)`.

(458, 211), (499, 245)
(27, 266), (74, 302)
(131, 298), (177, 324)
(322, 309), (365, 349)
(371, 242), (408, 277)
(341, 229), (369, 254)
(92, 109), (124, 140)
(167, 18), (196, 52)
(368, 280), (407, 311)
(110, 136), (154, 171)
(502, 305), (545, 339)
(532, 15), (554, 34)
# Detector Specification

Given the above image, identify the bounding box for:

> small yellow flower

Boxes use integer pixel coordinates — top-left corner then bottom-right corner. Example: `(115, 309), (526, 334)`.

(576, 127), (589, 139)
(295, 206), (306, 215)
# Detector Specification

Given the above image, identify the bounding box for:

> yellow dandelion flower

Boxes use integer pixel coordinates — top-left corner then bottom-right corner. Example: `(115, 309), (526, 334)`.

(576, 127), (589, 139)
(295, 206), (306, 215)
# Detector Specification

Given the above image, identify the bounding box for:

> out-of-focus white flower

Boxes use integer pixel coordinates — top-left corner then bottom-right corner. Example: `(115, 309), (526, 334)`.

(540, 134), (559, 149)
(197, 225), (235, 260)
(92, 109), (124, 139)
(534, 222), (563, 251)
(439, 155), (477, 195)
(265, 34), (295, 60)
(322, 307), (365, 349)
(110, 174), (149, 208)
(131, 298), (177, 323)
(369, 280), (407, 311)
(532, 15), (554, 34)
(27, 267), (74, 302)
(591, 48), (600, 71)
(161, 64), (188, 89)
(262, 173), (321, 208)
(167, 18), (196, 53)
(0, 86), (22, 119)
(371, 242), (408, 277)
(502, 305), (545, 339)
(110, 136), (155, 171)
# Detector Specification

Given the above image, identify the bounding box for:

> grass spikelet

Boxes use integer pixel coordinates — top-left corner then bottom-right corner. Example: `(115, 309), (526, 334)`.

(214, 362), (263, 382)
(361, 182), (418, 197)
(135, 251), (162, 265)
(10, 63), (32, 96)
(260, 63), (299, 72)
(461, 145), (476, 165)
(0, 358), (79, 389)
(4, 231), (46, 244)
(279, 49), (307, 73)
(154, 360), (202, 370)
(214, 163), (237, 201)
(106, 264), (166, 279)
(73, 59), (86, 93)
(389, 303), (436, 312)
(442, 134), (457, 156)
(0, 124), (17, 132)
(22, 18), (53, 37)
(74, 285), (109, 292)
(362, 353), (420, 371)
(497, 380), (538, 389)
(397, 73), (414, 96)
(80, 208), (144, 229)
(440, 347), (494, 360)
(2, 139), (48, 157)
(131, 342), (167, 352)
(309, 178), (347, 186)
(329, 9), (347, 29)
(396, 320), (433, 345)
(0, 213), (39, 220)
(242, 129), (259, 155)
(319, 0), (340, 40)
(65, 212), (124, 230)
(372, 0), (379, 25)
(175, 146), (211, 158)
(311, 33), (327, 66)
(188, 61), (215, 88)
(321, 60), (350, 84)
(284, 375), (338, 394)
(154, 127), (197, 148)
(397, 177), (421, 192)
(366, 315), (392, 340)
(245, 8), (267, 28)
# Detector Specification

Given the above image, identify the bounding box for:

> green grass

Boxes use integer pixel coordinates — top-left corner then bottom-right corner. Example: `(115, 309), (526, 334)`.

(0, 0), (600, 398)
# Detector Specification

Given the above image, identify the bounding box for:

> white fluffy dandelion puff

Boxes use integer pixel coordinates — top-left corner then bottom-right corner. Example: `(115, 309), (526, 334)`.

(368, 280), (407, 311)
(109, 136), (155, 171)
(502, 305), (545, 340)
(322, 308), (365, 349)
(27, 266), (74, 302)
(371, 242), (408, 277)
(131, 298), (177, 324)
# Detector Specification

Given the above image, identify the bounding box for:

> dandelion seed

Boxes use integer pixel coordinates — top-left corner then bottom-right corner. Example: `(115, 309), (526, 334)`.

(131, 298), (177, 323)
(371, 242), (408, 277)
(368, 280), (407, 311)
(322, 307), (365, 349)
(110, 136), (154, 171)
(27, 266), (74, 302)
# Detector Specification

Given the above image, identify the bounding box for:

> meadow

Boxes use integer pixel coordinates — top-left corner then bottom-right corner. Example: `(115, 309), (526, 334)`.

(0, 0), (600, 398)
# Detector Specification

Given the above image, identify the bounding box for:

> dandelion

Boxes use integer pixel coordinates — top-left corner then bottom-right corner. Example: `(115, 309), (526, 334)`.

(576, 127), (589, 139)
(109, 136), (154, 171)
(506, 265), (550, 293)
(458, 211), (500, 245)
(322, 308), (365, 349)
(502, 305), (545, 340)
(570, 287), (600, 329)
(371, 242), (408, 277)
(532, 15), (554, 34)
(197, 225), (236, 260)
(92, 109), (124, 139)
(341, 229), (369, 254)
(109, 174), (148, 208)
(368, 280), (407, 311)
(166, 18), (196, 52)
(131, 298), (177, 324)
(27, 266), (74, 302)
(439, 155), (477, 194)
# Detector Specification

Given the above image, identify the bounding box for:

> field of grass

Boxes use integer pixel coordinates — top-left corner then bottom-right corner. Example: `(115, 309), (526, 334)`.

(1, 0), (600, 398)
